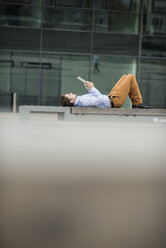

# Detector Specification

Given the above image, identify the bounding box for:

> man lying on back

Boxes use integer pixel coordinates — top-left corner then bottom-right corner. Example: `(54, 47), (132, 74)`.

(60, 74), (151, 109)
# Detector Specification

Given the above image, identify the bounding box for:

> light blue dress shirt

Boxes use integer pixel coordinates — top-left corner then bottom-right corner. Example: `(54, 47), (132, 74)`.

(74, 87), (111, 108)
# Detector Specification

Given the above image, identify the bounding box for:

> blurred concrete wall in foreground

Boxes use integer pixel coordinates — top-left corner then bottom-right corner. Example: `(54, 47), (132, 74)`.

(0, 121), (166, 248)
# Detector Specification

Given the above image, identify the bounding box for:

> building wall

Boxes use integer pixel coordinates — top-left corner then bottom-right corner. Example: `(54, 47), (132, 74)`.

(0, 0), (166, 109)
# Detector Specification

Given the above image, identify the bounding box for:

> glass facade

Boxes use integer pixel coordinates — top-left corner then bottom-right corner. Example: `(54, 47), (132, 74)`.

(0, 0), (166, 109)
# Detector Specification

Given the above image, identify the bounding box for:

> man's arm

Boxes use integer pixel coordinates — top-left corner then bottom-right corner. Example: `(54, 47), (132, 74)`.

(84, 81), (94, 91)
(77, 82), (105, 107)
(84, 82), (102, 96)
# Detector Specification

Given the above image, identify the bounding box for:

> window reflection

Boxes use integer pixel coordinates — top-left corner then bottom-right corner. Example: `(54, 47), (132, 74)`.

(45, 0), (93, 8)
(142, 36), (166, 57)
(0, 0), (31, 3)
(0, 3), (41, 27)
(143, 0), (166, 35)
(94, 10), (139, 34)
(93, 33), (139, 55)
(143, 13), (166, 35)
(43, 7), (92, 31)
(83, 0), (93, 8)
(41, 54), (90, 103)
(0, 51), (40, 108)
(45, 0), (81, 7)
(42, 30), (91, 53)
(55, 0), (81, 7)
(153, 0), (166, 13)
(140, 58), (166, 108)
(95, 0), (140, 11)
(106, 0), (131, 11)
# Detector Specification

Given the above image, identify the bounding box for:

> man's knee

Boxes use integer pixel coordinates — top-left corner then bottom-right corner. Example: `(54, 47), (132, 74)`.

(128, 74), (135, 79)
(120, 74), (127, 80)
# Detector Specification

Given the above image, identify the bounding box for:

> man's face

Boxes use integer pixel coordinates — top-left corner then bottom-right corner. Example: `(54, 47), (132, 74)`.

(65, 93), (77, 103)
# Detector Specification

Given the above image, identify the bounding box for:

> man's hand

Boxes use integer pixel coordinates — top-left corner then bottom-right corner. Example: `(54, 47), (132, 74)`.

(84, 81), (94, 90)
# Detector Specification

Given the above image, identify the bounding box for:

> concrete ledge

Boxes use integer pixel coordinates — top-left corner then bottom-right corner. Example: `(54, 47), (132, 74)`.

(72, 107), (166, 117)
(19, 105), (166, 123)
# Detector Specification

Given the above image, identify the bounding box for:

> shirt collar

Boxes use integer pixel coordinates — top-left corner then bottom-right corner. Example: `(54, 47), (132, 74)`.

(74, 96), (80, 106)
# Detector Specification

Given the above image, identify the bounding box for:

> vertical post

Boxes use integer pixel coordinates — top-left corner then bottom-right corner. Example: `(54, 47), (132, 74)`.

(12, 92), (17, 113)
(88, 0), (95, 81)
(38, 0), (44, 105)
(59, 57), (62, 106)
(137, 0), (144, 82)
(10, 51), (13, 91)
(25, 66), (27, 96)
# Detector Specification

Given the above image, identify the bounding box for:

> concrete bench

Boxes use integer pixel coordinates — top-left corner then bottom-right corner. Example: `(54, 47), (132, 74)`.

(19, 105), (166, 123)
(72, 107), (166, 117)
(19, 105), (71, 122)
(71, 107), (166, 123)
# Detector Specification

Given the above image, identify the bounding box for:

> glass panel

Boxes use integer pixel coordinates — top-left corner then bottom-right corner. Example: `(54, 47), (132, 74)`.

(42, 30), (91, 53)
(90, 55), (137, 108)
(44, 0), (82, 7)
(0, 51), (41, 109)
(93, 33), (139, 56)
(143, 13), (166, 35)
(41, 54), (90, 97)
(143, 0), (153, 13)
(0, 0), (31, 3)
(83, 0), (93, 8)
(12, 51), (40, 108)
(131, 0), (141, 12)
(61, 54), (90, 95)
(105, 0), (131, 11)
(43, 0), (54, 6)
(45, 0), (92, 8)
(140, 58), (166, 109)
(0, 50), (11, 92)
(142, 36), (166, 57)
(95, 0), (105, 9)
(153, 0), (166, 13)
(55, 0), (82, 7)
(95, 0), (140, 11)
(94, 10), (139, 34)
(0, 27), (40, 50)
(43, 7), (92, 31)
(0, 3), (41, 28)
(40, 53), (62, 106)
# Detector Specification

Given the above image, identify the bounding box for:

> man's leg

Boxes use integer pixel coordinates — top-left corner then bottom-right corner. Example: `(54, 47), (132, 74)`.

(108, 74), (143, 108)
(108, 75), (127, 94)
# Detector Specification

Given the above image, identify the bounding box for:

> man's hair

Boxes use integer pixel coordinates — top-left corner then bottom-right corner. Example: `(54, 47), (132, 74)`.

(60, 95), (74, 106)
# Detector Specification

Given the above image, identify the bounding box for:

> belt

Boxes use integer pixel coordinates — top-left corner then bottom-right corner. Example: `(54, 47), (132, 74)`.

(108, 96), (114, 108)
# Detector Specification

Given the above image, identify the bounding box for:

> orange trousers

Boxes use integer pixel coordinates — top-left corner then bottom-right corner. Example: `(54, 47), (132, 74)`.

(108, 74), (143, 108)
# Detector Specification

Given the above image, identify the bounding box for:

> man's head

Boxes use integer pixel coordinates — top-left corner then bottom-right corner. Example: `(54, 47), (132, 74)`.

(60, 93), (77, 106)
